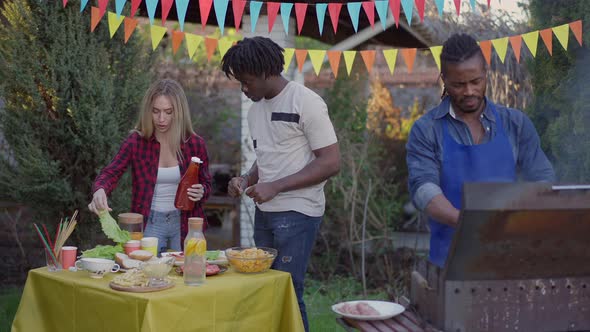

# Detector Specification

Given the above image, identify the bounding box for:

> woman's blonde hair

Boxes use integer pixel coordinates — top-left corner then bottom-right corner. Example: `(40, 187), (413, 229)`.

(134, 79), (194, 161)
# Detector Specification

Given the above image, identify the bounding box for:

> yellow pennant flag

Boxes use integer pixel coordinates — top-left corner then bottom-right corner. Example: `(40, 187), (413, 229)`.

(283, 48), (295, 73)
(185, 33), (204, 59)
(429, 46), (442, 70)
(150, 25), (167, 51)
(522, 30), (539, 57)
(343, 50), (356, 76)
(218, 38), (234, 59)
(382, 49), (398, 74)
(308, 50), (326, 76)
(491, 37), (509, 63)
(107, 12), (124, 38)
(552, 23), (570, 51)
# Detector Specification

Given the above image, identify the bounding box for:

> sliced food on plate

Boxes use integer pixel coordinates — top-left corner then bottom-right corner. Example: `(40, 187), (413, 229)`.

(332, 300), (405, 321)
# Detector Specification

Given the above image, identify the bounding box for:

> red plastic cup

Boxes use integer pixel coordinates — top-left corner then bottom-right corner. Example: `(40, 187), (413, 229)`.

(124, 240), (141, 255)
(60, 246), (77, 270)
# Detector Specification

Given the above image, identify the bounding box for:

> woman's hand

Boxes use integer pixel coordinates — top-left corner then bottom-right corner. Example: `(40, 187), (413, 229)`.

(228, 176), (248, 197)
(187, 184), (204, 202)
(88, 188), (111, 216)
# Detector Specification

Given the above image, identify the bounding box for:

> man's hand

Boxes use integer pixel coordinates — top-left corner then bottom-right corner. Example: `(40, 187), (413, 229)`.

(245, 183), (280, 204)
(228, 176), (248, 197)
(187, 184), (204, 202)
(88, 188), (111, 216)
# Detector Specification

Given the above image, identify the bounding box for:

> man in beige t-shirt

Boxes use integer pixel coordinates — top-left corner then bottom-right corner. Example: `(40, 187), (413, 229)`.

(222, 37), (340, 332)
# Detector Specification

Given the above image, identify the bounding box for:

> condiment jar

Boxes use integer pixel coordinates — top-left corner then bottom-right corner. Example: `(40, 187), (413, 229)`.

(118, 213), (143, 240)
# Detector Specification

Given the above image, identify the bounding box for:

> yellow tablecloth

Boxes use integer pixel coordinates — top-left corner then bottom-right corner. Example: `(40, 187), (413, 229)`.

(12, 267), (304, 332)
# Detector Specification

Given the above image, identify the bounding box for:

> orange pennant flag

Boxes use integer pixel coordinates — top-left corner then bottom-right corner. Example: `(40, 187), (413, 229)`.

(479, 40), (492, 65)
(327, 50), (342, 78)
(401, 48), (416, 73)
(91, 7), (101, 32)
(539, 28), (553, 55)
(295, 49), (308, 73)
(509, 35), (522, 63)
(204, 37), (218, 61)
(360, 50), (376, 74)
(124, 17), (138, 43)
(172, 30), (185, 55)
(570, 20), (583, 46)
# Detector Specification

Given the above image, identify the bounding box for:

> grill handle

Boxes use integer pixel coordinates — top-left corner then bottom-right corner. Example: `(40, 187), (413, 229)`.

(552, 185), (590, 191)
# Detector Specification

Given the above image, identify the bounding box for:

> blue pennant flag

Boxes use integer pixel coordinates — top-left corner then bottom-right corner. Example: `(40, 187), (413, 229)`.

(375, 0), (388, 30)
(280, 3), (294, 35)
(400, 0), (413, 25)
(316, 3), (327, 36)
(176, 0), (189, 31)
(470, 0), (477, 12)
(347, 2), (361, 33)
(80, 0), (89, 12)
(145, 0), (158, 25)
(214, 0), (229, 35)
(250, 1), (263, 33)
(115, 0), (125, 18)
(434, 0), (444, 17)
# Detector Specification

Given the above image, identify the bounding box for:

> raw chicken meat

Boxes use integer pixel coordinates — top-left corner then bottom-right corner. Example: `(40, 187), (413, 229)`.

(339, 302), (380, 316)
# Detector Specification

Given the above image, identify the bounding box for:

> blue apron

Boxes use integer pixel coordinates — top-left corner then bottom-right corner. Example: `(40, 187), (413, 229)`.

(428, 100), (516, 267)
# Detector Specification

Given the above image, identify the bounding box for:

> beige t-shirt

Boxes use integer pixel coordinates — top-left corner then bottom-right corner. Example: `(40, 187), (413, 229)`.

(248, 81), (338, 217)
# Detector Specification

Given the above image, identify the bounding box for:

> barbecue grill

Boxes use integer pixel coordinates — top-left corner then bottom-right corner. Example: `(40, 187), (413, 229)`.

(411, 182), (590, 332)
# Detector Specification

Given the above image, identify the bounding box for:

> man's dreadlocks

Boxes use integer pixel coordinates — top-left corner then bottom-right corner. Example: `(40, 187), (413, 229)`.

(221, 37), (285, 79)
(440, 33), (486, 98)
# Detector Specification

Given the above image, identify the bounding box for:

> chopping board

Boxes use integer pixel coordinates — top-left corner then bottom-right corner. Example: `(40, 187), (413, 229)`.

(109, 280), (175, 293)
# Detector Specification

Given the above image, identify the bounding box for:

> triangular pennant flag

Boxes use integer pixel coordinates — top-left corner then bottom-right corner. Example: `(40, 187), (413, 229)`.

(150, 25), (168, 51)
(491, 37), (509, 63)
(283, 48), (295, 73)
(382, 49), (398, 74)
(316, 3), (327, 36)
(553, 24), (569, 51)
(308, 50), (326, 75)
(200, 0), (214, 31)
(80, 0), (89, 12)
(328, 3), (342, 34)
(185, 33), (204, 59)
(204, 37), (218, 61)
(434, 0), (444, 17)
(453, 0), (461, 16)
(389, 0), (400, 27)
(360, 50), (376, 74)
(145, 0), (158, 25)
(570, 20), (582, 46)
(509, 35), (522, 63)
(401, 48), (416, 73)
(161, 0), (174, 25)
(233, 0), (246, 31)
(214, 0), (229, 35)
(280, 3), (294, 34)
(347, 2), (362, 33)
(470, 0), (476, 11)
(123, 17), (138, 43)
(172, 30), (185, 55)
(487, 0), (491, 7)
(362, 2), (375, 29)
(90, 7), (101, 32)
(176, 0), (189, 31)
(343, 51), (356, 76)
(539, 28), (553, 55)
(97, 0), (108, 18)
(415, 0), (425, 22)
(400, 0), (413, 25)
(479, 40), (492, 65)
(295, 3), (308, 35)
(250, 1), (263, 33)
(107, 12), (124, 38)
(63, 0), (68, 7)
(267, 2), (281, 33)
(130, 0), (141, 16)
(295, 49), (308, 73)
(375, 1), (388, 30)
(115, 0), (125, 18)
(429, 46), (442, 70)
(327, 50), (342, 78)
(218, 38), (234, 58)
(522, 31), (539, 57)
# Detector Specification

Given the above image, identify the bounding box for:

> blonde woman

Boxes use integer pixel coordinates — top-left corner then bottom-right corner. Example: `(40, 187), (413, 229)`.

(88, 79), (211, 253)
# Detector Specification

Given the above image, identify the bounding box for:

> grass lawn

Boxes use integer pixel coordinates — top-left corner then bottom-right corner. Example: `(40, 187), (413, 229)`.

(0, 287), (22, 332)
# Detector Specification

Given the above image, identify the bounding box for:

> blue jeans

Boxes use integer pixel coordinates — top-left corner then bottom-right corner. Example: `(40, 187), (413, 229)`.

(254, 208), (321, 332)
(144, 210), (181, 255)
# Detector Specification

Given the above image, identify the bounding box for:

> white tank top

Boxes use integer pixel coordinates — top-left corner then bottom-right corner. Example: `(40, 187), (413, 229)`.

(151, 166), (180, 212)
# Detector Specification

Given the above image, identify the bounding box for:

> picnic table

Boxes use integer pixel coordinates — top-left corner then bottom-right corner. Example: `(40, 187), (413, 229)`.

(12, 267), (304, 332)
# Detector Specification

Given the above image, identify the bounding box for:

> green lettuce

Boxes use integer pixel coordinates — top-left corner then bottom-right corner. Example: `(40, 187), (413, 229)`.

(81, 244), (124, 260)
(98, 210), (131, 244)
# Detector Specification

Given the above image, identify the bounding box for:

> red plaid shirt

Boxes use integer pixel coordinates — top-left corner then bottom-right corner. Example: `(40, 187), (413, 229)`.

(92, 132), (212, 243)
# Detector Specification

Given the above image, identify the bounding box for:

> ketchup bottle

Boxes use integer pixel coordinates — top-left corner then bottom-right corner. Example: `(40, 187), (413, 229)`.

(175, 157), (203, 211)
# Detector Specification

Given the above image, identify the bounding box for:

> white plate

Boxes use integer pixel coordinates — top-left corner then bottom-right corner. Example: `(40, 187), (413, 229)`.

(161, 251), (228, 266)
(331, 300), (405, 321)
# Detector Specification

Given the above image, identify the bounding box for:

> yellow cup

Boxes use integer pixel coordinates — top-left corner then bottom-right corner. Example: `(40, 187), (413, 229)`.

(141, 237), (158, 256)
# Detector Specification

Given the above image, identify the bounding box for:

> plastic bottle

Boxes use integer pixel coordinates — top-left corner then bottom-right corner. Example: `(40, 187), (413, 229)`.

(175, 157), (203, 211)
(183, 217), (206, 286)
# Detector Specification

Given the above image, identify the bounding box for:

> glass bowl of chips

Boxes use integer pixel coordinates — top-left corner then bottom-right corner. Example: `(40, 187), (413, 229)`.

(225, 247), (277, 274)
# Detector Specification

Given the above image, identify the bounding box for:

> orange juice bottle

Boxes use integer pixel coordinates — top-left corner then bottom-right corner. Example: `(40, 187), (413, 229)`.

(174, 157), (202, 211)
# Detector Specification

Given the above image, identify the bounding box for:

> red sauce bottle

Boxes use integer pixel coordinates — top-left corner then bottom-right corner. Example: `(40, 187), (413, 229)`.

(175, 157), (202, 211)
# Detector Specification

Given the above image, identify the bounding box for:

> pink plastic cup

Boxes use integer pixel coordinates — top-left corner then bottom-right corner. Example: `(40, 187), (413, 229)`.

(124, 240), (141, 255)
(60, 246), (78, 270)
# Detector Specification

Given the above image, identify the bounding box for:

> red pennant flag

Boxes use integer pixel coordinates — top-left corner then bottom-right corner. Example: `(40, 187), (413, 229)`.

(98, 0), (108, 18)
(327, 50), (342, 79)
(570, 20), (583, 46)
(267, 2), (281, 33)
(360, 50), (376, 73)
(328, 3), (343, 34)
(295, 49), (308, 72)
(161, 0), (174, 25)
(362, 2), (375, 29)
(200, 0), (214, 31)
(479, 40), (492, 65)
(389, 0), (400, 27)
(539, 28), (553, 55)
(415, 0), (425, 22)
(487, 0), (491, 7)
(124, 17), (138, 43)
(453, 0), (461, 16)
(401, 48), (417, 73)
(90, 6), (101, 32)
(509, 35), (522, 63)
(204, 37), (218, 61)
(62, 0), (67, 8)
(172, 30), (185, 55)
(232, 0), (246, 31)
(295, 3), (308, 35)
(130, 0), (141, 17)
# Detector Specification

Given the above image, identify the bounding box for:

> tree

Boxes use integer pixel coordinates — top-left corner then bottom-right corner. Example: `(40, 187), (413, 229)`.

(0, 0), (154, 243)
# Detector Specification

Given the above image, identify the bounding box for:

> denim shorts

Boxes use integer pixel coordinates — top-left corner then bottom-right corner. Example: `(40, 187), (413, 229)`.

(144, 209), (181, 255)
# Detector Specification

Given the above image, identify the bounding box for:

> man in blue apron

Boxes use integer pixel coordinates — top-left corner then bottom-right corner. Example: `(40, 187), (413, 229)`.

(406, 33), (555, 267)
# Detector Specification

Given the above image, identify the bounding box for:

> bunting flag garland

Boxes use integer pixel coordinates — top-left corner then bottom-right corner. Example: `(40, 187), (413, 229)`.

(360, 50), (376, 73)
(479, 40), (492, 65)
(214, 0), (229, 35)
(509, 35), (522, 63)
(382, 49), (398, 74)
(343, 50), (356, 76)
(308, 50), (326, 75)
(107, 12), (124, 38)
(130, 0), (141, 17)
(539, 28), (553, 56)
(123, 17), (138, 43)
(328, 3), (342, 34)
(172, 30), (185, 54)
(218, 38), (234, 58)
(570, 20), (583, 46)
(176, 0), (189, 31)
(327, 50), (342, 78)
(434, 0), (444, 17)
(401, 48), (416, 73)
(250, 1), (263, 33)
(267, 2), (281, 33)
(400, 0), (413, 25)
(429, 46), (442, 70)
(145, 0), (158, 25)
(232, 0), (246, 31)
(553, 24), (569, 51)
(347, 2), (361, 33)
(316, 3), (327, 36)
(90, 7), (101, 32)
(390, 0), (400, 28)
(280, 3), (293, 34)
(362, 1), (375, 29)
(200, 0), (213, 31)
(150, 25), (168, 50)
(185, 33), (204, 59)
(295, 49), (308, 72)
(491, 37), (509, 63)
(375, 0), (388, 30)
(115, 0), (125, 18)
(205, 37), (218, 61)
(161, 0), (174, 25)
(283, 47), (295, 72)
(522, 30), (539, 57)
(295, 3), (308, 35)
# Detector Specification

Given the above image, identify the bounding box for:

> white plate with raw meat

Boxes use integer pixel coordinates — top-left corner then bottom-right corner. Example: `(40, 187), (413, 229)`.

(331, 300), (405, 321)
